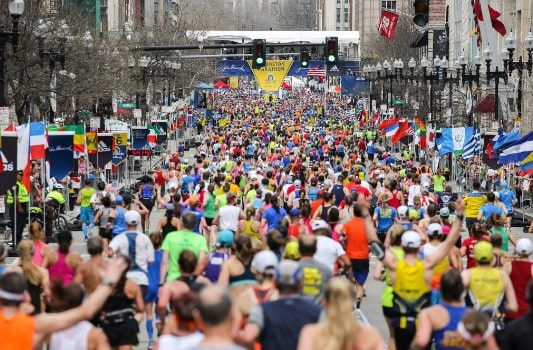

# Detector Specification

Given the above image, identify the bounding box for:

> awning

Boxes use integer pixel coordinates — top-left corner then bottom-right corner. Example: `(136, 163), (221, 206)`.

(410, 31), (428, 48)
(473, 93), (495, 113)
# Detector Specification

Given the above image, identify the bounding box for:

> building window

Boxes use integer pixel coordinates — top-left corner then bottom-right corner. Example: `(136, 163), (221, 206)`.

(344, 8), (348, 22)
(381, 0), (396, 10)
(336, 8), (341, 22)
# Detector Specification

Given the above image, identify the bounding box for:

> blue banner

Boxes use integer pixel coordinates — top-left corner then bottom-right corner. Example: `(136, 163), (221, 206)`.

(48, 133), (74, 181)
(112, 145), (127, 165)
(341, 76), (370, 96)
(131, 127), (150, 150)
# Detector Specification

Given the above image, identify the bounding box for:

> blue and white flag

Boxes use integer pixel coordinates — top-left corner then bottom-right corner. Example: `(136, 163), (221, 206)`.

(462, 128), (481, 160)
(498, 131), (533, 164)
(493, 130), (520, 151)
(436, 127), (474, 156)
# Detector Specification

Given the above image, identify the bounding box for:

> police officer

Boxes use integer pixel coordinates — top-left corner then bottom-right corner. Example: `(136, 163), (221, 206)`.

(7, 170), (29, 247)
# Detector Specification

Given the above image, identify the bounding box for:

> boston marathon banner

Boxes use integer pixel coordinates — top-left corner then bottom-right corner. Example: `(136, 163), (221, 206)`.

(48, 132), (74, 181)
(88, 133), (113, 169)
(0, 133), (18, 195)
(131, 127), (150, 150)
(247, 60), (293, 91)
(112, 132), (128, 165)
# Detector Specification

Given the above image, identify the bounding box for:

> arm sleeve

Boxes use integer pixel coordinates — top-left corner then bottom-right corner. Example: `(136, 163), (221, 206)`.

(247, 304), (265, 331)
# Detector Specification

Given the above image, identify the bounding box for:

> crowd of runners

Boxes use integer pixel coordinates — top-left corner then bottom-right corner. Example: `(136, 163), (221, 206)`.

(2, 86), (533, 350)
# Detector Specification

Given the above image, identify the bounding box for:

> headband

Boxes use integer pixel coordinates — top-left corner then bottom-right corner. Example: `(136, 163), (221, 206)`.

(457, 320), (495, 342)
(0, 288), (24, 301)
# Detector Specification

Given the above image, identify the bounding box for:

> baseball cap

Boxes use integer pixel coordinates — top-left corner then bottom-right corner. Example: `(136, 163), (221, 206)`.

(251, 250), (278, 275)
(501, 181), (508, 188)
(125, 210), (141, 226)
(294, 179), (301, 186)
(401, 230), (422, 248)
(473, 241), (494, 263)
(516, 238), (533, 256)
(439, 207), (450, 217)
(427, 223), (443, 237)
(408, 209), (419, 220)
(312, 219), (330, 232)
(289, 208), (300, 217)
(115, 195), (124, 204)
(422, 188), (429, 195)
(217, 229), (234, 247)
(275, 260), (302, 285)
(397, 205), (408, 218)
(285, 241), (301, 260)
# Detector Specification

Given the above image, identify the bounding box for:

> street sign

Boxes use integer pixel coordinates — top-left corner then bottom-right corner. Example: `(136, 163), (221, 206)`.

(119, 102), (137, 109)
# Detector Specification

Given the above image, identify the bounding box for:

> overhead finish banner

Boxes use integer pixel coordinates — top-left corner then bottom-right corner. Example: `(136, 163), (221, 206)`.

(112, 132), (128, 165)
(248, 60), (293, 91)
(0, 133), (18, 195)
(88, 133), (113, 169)
(48, 132), (74, 182)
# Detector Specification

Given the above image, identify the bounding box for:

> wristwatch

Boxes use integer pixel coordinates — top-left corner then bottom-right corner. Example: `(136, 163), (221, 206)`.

(101, 278), (116, 288)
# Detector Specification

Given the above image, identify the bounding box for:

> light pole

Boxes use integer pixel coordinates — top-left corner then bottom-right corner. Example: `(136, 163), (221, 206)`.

(483, 45), (508, 124)
(34, 19), (71, 124)
(420, 55), (447, 127)
(0, 0), (24, 107)
(457, 51), (482, 125)
(502, 30), (533, 120)
(128, 56), (149, 123)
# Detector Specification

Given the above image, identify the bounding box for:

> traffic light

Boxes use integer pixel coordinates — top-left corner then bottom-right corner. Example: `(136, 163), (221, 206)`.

(413, 0), (429, 27)
(324, 37), (338, 66)
(300, 50), (309, 68)
(252, 39), (267, 68)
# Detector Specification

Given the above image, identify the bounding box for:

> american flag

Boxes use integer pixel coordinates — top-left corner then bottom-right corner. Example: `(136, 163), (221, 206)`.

(307, 66), (325, 77)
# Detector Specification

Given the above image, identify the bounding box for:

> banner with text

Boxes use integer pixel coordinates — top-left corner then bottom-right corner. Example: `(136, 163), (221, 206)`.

(112, 132), (128, 165)
(88, 133), (113, 169)
(48, 132), (74, 181)
(0, 133), (18, 196)
(247, 60), (293, 91)
(131, 127), (150, 150)
(229, 76), (239, 89)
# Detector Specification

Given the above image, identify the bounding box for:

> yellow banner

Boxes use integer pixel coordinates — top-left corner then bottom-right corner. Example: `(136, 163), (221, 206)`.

(248, 60), (293, 91)
(263, 94), (278, 103)
(113, 132), (128, 148)
(229, 76), (239, 89)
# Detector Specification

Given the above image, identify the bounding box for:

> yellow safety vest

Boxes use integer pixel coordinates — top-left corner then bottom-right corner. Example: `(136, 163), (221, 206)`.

(6, 182), (30, 204)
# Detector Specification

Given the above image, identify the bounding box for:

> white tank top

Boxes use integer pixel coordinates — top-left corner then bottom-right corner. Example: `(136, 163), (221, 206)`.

(50, 321), (92, 350)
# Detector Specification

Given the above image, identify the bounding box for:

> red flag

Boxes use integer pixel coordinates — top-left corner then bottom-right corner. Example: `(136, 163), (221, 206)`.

(369, 111), (379, 124)
(391, 121), (415, 144)
(486, 137), (495, 159)
(377, 10), (400, 41)
(379, 117), (402, 131)
(472, 0), (506, 47)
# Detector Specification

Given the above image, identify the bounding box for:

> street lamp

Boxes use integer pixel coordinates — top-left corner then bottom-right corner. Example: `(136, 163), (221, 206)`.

(420, 55), (446, 126)
(483, 45), (507, 124)
(457, 51), (482, 125)
(502, 30), (533, 121)
(0, 0), (24, 107)
(129, 56), (150, 122)
(34, 19), (71, 123)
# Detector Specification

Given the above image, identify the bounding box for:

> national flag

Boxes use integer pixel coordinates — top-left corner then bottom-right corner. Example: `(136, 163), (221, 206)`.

(307, 66), (326, 77)
(369, 111), (379, 124)
(379, 116), (401, 131)
(493, 130), (520, 151)
(462, 128), (481, 160)
(377, 9), (400, 41)
(86, 132), (98, 154)
(392, 121), (415, 143)
(147, 124), (161, 148)
(519, 151), (533, 173)
(29, 122), (46, 160)
(345, 109), (356, 118)
(436, 127), (474, 156)
(427, 127), (436, 149)
(414, 118), (427, 149)
(64, 124), (85, 153)
(498, 131), (533, 164)
(4, 123), (16, 132)
(16, 124), (31, 191)
(472, 0), (507, 39)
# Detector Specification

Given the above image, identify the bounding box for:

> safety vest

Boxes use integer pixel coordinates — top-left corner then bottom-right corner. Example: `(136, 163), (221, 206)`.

(6, 181), (30, 204)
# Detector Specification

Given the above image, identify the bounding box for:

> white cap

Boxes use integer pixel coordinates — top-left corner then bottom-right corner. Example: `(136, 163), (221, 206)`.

(312, 219), (330, 232)
(251, 250), (279, 274)
(427, 223), (443, 237)
(401, 230), (422, 248)
(125, 210), (141, 226)
(516, 238), (533, 256)
(398, 205), (408, 218)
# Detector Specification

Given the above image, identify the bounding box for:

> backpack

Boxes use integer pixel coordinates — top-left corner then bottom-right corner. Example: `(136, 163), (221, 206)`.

(141, 184), (153, 202)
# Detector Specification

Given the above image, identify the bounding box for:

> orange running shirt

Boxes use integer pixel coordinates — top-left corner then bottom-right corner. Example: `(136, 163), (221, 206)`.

(343, 217), (370, 260)
(0, 311), (35, 350)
